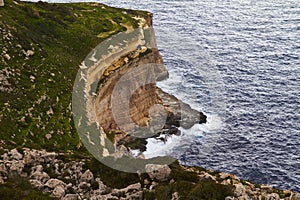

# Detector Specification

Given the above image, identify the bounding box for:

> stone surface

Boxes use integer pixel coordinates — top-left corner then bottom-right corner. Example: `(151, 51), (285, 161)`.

(0, 143), (298, 200)
(80, 169), (94, 182)
(29, 179), (44, 190)
(145, 164), (171, 181)
(234, 183), (246, 197)
(51, 185), (65, 198)
(45, 178), (66, 189)
(9, 149), (23, 160)
(63, 194), (79, 200)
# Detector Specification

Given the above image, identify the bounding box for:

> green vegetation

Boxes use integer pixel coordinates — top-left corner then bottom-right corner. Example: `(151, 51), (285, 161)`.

(0, 1), (286, 200)
(0, 174), (52, 199)
(143, 161), (234, 200)
(0, 0), (149, 152)
(84, 157), (140, 189)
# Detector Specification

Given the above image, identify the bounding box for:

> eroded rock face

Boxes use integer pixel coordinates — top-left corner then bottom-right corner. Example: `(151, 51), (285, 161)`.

(94, 49), (167, 137)
(94, 37), (206, 153)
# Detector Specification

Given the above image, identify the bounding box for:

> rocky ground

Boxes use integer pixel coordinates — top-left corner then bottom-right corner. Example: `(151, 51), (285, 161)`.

(0, 1), (299, 199)
(0, 148), (299, 200)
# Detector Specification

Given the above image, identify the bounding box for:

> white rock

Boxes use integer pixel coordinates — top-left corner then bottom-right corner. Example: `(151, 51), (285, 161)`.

(264, 193), (280, 200)
(234, 183), (246, 197)
(145, 164), (171, 181)
(26, 50), (34, 56)
(0, 163), (7, 174)
(31, 164), (43, 172)
(30, 171), (50, 183)
(9, 149), (23, 160)
(202, 172), (216, 182)
(41, 152), (56, 163)
(4, 54), (10, 60)
(9, 160), (24, 173)
(62, 194), (79, 200)
(80, 169), (94, 182)
(78, 181), (90, 190)
(292, 194), (300, 200)
(172, 192), (179, 200)
(30, 75), (35, 81)
(51, 185), (65, 198)
(29, 179), (43, 189)
(45, 178), (66, 189)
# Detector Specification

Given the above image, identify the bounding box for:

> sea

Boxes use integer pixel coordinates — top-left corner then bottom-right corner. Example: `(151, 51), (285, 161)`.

(33, 0), (300, 192)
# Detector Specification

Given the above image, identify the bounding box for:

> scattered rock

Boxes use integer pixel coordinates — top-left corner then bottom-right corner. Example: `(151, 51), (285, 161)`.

(264, 193), (280, 200)
(0, 148), (298, 200)
(45, 133), (52, 140)
(80, 169), (94, 182)
(234, 183), (246, 197)
(45, 178), (66, 189)
(26, 50), (34, 56)
(78, 181), (90, 191)
(172, 192), (179, 200)
(145, 164), (171, 181)
(9, 160), (24, 173)
(30, 171), (50, 183)
(51, 185), (65, 198)
(62, 194), (79, 200)
(29, 179), (44, 190)
(292, 194), (300, 200)
(4, 54), (10, 60)
(9, 149), (23, 160)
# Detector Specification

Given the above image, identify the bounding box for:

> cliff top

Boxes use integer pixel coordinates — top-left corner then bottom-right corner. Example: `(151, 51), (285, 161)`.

(0, 0), (298, 199)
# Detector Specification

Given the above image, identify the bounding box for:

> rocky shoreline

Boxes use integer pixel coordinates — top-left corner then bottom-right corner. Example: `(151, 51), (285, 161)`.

(0, 0), (299, 199)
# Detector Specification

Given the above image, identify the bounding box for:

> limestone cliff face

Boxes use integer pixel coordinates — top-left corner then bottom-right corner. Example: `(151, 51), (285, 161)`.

(93, 16), (206, 147)
(94, 49), (168, 143)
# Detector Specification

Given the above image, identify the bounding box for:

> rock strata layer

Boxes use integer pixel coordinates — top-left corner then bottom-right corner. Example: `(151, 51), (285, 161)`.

(93, 16), (206, 154)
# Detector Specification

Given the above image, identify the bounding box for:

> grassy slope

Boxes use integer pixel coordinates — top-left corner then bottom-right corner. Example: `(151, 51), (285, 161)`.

(0, 0), (147, 153)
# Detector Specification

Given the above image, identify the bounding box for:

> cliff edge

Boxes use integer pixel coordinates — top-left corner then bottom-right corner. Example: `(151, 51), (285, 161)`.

(0, 0), (299, 199)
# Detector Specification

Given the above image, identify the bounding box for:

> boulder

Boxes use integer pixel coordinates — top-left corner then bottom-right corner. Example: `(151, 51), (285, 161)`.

(51, 185), (65, 198)
(30, 171), (50, 183)
(145, 164), (171, 181)
(80, 169), (94, 182)
(29, 179), (44, 190)
(234, 183), (246, 197)
(292, 194), (300, 200)
(264, 193), (280, 200)
(78, 181), (91, 191)
(9, 161), (24, 173)
(63, 194), (79, 200)
(45, 178), (66, 189)
(9, 149), (23, 160)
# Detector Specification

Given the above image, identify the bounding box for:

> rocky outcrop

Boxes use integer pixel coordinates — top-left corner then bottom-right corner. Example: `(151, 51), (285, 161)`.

(0, 148), (143, 199)
(1, 1), (298, 199)
(145, 164), (171, 181)
(1, 148), (299, 200)
(92, 16), (206, 154)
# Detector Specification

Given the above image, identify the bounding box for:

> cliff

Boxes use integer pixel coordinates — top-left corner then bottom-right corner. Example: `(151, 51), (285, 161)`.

(0, 0), (299, 199)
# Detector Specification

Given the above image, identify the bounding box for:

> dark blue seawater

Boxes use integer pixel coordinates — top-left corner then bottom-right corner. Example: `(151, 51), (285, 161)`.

(45, 0), (300, 192)
(96, 0), (300, 192)
(100, 0), (300, 192)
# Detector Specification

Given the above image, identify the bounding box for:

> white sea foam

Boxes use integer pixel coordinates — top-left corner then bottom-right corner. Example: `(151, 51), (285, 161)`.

(143, 113), (224, 159)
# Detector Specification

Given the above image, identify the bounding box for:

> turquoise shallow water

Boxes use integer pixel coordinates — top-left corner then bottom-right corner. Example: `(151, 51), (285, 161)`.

(37, 0), (300, 192)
